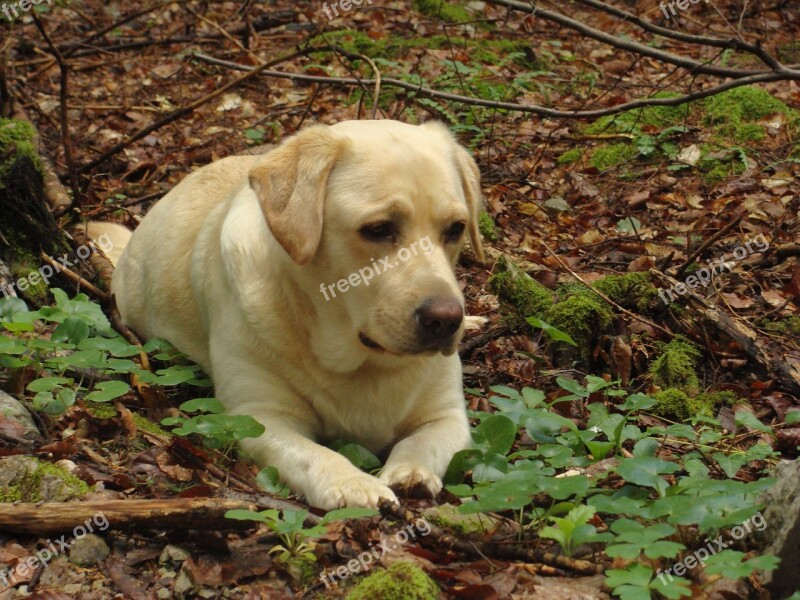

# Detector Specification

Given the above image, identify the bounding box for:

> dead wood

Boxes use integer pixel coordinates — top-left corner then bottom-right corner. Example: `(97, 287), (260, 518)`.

(0, 497), (304, 535)
(650, 269), (800, 395)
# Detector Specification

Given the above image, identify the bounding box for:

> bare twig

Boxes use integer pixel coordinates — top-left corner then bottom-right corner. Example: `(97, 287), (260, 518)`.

(571, 0), (782, 70)
(40, 253), (109, 303)
(31, 13), (80, 203)
(673, 214), (744, 278)
(485, 0), (795, 79)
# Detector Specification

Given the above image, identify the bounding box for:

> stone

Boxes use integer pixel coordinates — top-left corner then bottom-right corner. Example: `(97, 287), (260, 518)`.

(0, 455), (88, 502)
(753, 459), (800, 597)
(159, 544), (191, 565)
(0, 390), (40, 442)
(68, 534), (110, 566)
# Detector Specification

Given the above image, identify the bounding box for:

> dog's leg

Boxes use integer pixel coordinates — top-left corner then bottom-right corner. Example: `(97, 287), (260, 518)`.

(211, 355), (398, 510)
(379, 406), (471, 498)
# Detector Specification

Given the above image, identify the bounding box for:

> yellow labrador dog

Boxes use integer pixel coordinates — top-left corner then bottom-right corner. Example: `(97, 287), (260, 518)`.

(93, 120), (484, 509)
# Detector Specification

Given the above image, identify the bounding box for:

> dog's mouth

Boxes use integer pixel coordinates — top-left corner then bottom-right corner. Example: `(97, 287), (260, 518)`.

(359, 332), (383, 351)
(359, 332), (454, 357)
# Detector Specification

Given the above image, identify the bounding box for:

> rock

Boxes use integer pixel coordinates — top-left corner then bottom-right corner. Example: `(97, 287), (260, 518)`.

(422, 504), (497, 535)
(68, 534), (110, 566)
(753, 459), (800, 597)
(0, 455), (88, 502)
(0, 390), (40, 442)
(159, 544), (191, 565)
(174, 568), (194, 595)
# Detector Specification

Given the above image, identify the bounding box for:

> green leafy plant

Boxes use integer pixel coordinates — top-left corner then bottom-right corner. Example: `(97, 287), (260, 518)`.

(225, 507), (377, 562)
(539, 505), (611, 556)
(161, 397), (265, 453)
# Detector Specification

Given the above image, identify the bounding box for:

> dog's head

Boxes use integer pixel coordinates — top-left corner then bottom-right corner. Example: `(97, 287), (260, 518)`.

(248, 120), (484, 361)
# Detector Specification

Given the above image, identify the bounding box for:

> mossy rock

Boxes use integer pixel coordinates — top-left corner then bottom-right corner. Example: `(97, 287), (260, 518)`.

(345, 561), (441, 600)
(649, 336), (701, 395)
(422, 503), (495, 535)
(653, 388), (740, 420)
(0, 455), (89, 502)
(581, 86), (798, 178)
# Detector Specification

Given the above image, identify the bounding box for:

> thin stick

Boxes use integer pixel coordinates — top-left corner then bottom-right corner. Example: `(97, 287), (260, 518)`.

(191, 52), (794, 120)
(40, 253), (109, 303)
(31, 13), (80, 202)
(673, 214), (743, 278)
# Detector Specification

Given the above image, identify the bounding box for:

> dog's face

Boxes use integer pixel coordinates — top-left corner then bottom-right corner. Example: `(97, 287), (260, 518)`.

(249, 120), (484, 358)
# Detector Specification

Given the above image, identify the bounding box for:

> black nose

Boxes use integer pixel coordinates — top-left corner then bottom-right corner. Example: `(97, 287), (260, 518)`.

(415, 297), (464, 345)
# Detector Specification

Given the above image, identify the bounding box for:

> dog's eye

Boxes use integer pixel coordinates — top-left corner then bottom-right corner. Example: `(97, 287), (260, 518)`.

(360, 221), (396, 243)
(444, 222), (466, 243)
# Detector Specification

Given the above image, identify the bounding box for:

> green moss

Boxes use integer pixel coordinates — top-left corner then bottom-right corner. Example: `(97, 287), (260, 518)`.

(86, 401), (118, 418)
(489, 256), (554, 327)
(412, 0), (471, 22)
(284, 555), (318, 584)
(478, 211), (498, 242)
(761, 315), (800, 337)
(0, 456), (89, 502)
(590, 143), (637, 171)
(653, 388), (740, 420)
(422, 504), (494, 535)
(649, 336), (701, 395)
(585, 92), (689, 135)
(86, 402), (172, 438)
(557, 148), (583, 165)
(0, 118), (40, 186)
(544, 289), (613, 356)
(703, 87), (791, 143)
(346, 561), (440, 600)
(593, 272), (658, 312)
(695, 390), (741, 409)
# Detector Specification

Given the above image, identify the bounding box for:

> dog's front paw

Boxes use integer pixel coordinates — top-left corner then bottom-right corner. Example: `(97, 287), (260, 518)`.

(309, 473), (398, 510)
(380, 464), (442, 499)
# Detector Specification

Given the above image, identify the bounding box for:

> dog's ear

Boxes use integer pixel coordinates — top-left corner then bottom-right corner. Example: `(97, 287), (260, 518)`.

(249, 125), (346, 265)
(453, 145), (486, 263)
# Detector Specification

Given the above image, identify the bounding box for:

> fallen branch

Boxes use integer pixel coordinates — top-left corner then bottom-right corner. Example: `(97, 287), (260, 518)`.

(650, 269), (800, 395)
(40, 252), (109, 303)
(0, 497), (312, 535)
(485, 0), (797, 79)
(190, 52), (793, 120)
(379, 500), (603, 575)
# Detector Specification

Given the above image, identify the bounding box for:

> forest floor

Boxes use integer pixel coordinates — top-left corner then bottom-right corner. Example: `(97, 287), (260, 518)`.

(1, 0), (800, 598)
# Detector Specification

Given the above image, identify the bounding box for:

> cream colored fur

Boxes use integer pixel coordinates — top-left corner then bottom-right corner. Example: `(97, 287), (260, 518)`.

(95, 120), (485, 509)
